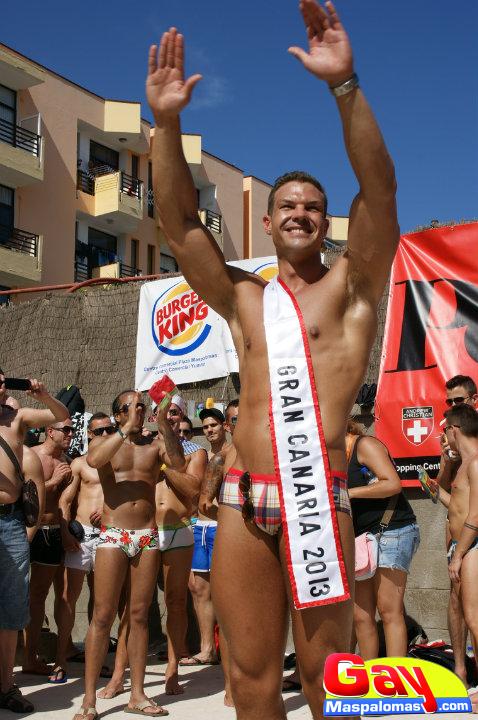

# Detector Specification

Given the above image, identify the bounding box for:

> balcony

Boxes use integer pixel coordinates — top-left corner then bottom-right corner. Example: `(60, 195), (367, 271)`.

(199, 208), (223, 249)
(74, 243), (141, 282)
(76, 169), (144, 233)
(0, 117), (43, 186)
(0, 224), (42, 286)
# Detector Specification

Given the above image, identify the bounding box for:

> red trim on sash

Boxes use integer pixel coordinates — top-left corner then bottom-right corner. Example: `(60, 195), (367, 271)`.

(274, 277), (350, 606)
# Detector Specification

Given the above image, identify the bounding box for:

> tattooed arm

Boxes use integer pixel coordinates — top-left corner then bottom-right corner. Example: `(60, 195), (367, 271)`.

(199, 449), (227, 519)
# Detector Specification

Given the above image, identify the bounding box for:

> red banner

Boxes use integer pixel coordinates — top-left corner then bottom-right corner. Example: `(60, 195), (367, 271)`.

(375, 222), (478, 484)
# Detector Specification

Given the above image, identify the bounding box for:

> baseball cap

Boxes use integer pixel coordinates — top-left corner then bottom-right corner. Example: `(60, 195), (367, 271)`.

(199, 407), (225, 423)
(151, 394), (187, 415)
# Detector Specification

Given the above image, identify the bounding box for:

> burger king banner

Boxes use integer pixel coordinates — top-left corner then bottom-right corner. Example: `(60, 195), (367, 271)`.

(375, 222), (478, 483)
(135, 256), (278, 389)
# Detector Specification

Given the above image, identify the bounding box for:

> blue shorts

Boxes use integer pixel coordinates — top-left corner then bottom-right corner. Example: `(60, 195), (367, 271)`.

(191, 521), (217, 573)
(0, 508), (30, 630)
(377, 523), (420, 574)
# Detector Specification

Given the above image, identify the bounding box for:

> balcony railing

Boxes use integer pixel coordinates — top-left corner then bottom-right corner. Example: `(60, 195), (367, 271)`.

(120, 262), (142, 277)
(0, 117), (41, 157)
(74, 243), (141, 282)
(200, 208), (222, 234)
(0, 224), (39, 257)
(77, 168), (143, 200)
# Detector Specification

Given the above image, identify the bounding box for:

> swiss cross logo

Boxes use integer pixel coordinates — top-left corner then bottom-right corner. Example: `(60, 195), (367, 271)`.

(402, 407), (434, 446)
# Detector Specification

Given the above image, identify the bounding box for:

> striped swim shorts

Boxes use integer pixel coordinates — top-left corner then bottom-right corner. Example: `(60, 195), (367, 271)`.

(219, 467), (351, 536)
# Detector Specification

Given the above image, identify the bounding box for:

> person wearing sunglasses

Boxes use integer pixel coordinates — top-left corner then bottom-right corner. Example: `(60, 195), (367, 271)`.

(73, 391), (187, 720)
(22, 416), (74, 679)
(430, 404), (478, 710)
(51, 413), (114, 684)
(434, 374), (478, 687)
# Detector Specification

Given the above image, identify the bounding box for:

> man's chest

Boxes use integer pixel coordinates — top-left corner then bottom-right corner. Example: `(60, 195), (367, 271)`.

(112, 443), (158, 474)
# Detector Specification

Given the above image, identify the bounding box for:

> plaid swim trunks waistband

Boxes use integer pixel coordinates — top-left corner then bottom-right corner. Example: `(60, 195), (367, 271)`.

(219, 467), (351, 536)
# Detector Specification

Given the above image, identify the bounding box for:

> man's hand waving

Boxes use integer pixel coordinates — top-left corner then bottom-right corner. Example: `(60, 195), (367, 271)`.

(146, 28), (202, 122)
(289, 0), (353, 87)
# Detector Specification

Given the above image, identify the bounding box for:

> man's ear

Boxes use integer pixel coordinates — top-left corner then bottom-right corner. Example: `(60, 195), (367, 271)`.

(263, 214), (272, 235)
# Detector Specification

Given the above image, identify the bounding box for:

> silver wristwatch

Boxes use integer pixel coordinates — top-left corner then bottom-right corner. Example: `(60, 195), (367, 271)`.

(329, 73), (359, 97)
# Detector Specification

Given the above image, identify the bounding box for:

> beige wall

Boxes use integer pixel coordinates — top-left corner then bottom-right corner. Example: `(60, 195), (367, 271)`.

(201, 152), (243, 261)
(243, 175), (275, 259)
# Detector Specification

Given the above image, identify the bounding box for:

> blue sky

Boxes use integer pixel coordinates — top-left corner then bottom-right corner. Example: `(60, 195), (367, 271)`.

(2, 0), (477, 232)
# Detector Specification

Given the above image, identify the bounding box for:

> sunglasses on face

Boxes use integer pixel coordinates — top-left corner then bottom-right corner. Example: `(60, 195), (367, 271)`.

(91, 426), (116, 436)
(445, 396), (472, 407)
(119, 402), (146, 414)
(178, 428), (192, 436)
(238, 471), (254, 523)
(52, 426), (74, 436)
(168, 409), (180, 416)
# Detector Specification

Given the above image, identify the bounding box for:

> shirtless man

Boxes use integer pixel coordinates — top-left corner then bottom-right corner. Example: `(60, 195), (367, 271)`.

(147, 2), (398, 716)
(51, 413), (114, 683)
(156, 396), (206, 695)
(0, 380), (69, 714)
(0, 368), (20, 411)
(183, 407), (230, 667)
(73, 391), (186, 720)
(23, 417), (74, 676)
(436, 404), (478, 708)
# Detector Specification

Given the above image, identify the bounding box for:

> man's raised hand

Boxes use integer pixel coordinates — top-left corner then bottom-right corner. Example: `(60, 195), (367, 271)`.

(289, 0), (353, 87)
(146, 28), (202, 122)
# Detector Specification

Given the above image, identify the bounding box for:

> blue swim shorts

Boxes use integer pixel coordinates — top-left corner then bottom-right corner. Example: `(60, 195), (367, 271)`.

(377, 522), (420, 574)
(191, 521), (217, 573)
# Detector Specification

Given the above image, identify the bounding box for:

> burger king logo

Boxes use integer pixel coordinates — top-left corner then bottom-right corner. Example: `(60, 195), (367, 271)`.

(253, 260), (278, 281)
(152, 281), (211, 356)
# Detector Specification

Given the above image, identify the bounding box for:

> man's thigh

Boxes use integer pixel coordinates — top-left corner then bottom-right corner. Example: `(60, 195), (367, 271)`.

(162, 546), (194, 599)
(212, 506), (288, 680)
(129, 549), (160, 612)
(93, 549), (129, 616)
(459, 549), (478, 628)
(65, 567), (87, 602)
(283, 511), (355, 679)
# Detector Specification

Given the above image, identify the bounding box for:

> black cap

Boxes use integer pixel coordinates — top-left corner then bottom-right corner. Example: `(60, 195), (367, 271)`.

(199, 407), (225, 423)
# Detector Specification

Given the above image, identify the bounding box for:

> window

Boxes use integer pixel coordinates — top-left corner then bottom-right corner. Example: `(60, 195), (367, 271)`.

(0, 84), (16, 129)
(148, 162), (154, 218)
(89, 140), (119, 174)
(0, 184), (14, 240)
(147, 244), (156, 275)
(131, 154), (139, 179)
(131, 238), (139, 269)
(160, 254), (178, 274)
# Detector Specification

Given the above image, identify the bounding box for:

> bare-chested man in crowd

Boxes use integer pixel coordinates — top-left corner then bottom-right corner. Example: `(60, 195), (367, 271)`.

(73, 391), (186, 720)
(23, 417), (74, 676)
(0, 379), (69, 714)
(51, 413), (114, 683)
(147, 1), (398, 716)
(430, 404), (478, 710)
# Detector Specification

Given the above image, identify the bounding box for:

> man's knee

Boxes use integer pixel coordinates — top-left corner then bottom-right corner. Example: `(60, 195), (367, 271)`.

(92, 605), (116, 632)
(230, 664), (281, 710)
(129, 602), (150, 627)
(165, 587), (188, 612)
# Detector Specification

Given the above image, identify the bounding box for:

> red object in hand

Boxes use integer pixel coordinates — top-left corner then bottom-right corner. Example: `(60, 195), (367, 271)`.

(149, 375), (177, 406)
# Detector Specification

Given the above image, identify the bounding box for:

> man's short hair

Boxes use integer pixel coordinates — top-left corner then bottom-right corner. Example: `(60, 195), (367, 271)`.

(445, 375), (477, 396)
(226, 399), (239, 412)
(444, 404), (478, 437)
(88, 412), (110, 429)
(180, 416), (193, 431)
(267, 171), (328, 216)
(112, 390), (135, 416)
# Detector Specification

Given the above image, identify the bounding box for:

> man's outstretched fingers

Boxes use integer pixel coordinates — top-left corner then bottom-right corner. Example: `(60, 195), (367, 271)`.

(175, 33), (184, 74)
(325, 1), (341, 28)
(159, 34), (168, 68)
(148, 45), (158, 76)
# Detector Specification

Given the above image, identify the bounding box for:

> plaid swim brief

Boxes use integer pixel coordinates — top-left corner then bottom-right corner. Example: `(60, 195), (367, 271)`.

(219, 467), (351, 536)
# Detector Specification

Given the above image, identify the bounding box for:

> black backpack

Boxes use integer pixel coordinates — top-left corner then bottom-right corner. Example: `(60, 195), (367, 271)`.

(55, 385), (85, 416)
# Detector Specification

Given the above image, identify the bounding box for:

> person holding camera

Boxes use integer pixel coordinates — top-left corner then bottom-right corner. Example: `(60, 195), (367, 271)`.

(0, 376), (69, 713)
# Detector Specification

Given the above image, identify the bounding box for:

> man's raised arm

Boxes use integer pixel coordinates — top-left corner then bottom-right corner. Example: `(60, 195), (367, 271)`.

(147, 29), (236, 320)
(290, 0), (399, 306)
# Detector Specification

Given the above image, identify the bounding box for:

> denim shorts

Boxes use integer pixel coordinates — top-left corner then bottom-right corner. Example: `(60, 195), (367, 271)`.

(0, 508), (30, 630)
(377, 523), (420, 574)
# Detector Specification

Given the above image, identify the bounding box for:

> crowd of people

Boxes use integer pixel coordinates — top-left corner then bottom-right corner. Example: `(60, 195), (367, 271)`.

(2, 370), (478, 717)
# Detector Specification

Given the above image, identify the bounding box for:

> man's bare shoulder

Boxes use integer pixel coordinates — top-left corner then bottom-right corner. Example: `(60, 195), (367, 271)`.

(71, 455), (88, 473)
(467, 455), (478, 481)
(231, 266), (267, 294)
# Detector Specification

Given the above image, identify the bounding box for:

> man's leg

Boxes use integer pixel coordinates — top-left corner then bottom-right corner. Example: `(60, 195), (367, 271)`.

(0, 630), (19, 692)
(23, 563), (58, 673)
(212, 506), (289, 720)
(54, 568), (86, 676)
(219, 627), (234, 707)
(353, 578), (379, 660)
(162, 545), (193, 694)
(75, 549), (128, 718)
(126, 549), (164, 715)
(449, 582), (468, 683)
(459, 550), (478, 682)
(375, 567), (408, 657)
(284, 512), (356, 720)
(98, 599), (128, 699)
(186, 571), (217, 662)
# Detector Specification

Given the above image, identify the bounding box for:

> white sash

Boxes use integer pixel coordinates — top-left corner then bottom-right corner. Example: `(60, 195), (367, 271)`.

(263, 276), (350, 608)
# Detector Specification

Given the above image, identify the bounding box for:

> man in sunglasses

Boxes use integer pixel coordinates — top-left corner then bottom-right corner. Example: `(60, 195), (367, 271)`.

(51, 413), (114, 683)
(74, 391), (186, 719)
(22, 416), (74, 676)
(436, 375), (478, 686)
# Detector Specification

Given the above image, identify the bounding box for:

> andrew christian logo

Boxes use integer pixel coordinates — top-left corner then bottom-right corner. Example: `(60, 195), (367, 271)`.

(402, 406), (434, 446)
(323, 653), (471, 716)
(151, 281), (210, 357)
